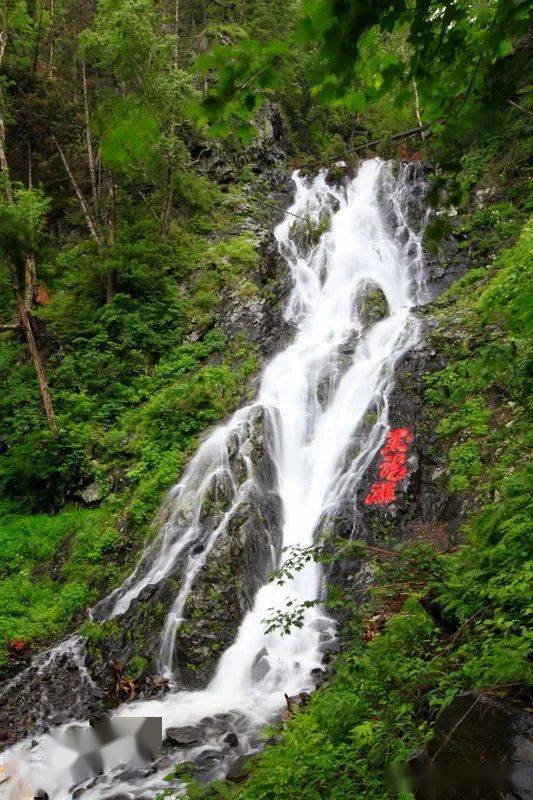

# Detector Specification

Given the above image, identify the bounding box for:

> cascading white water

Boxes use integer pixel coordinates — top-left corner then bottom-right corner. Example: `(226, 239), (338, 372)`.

(0, 159), (427, 799)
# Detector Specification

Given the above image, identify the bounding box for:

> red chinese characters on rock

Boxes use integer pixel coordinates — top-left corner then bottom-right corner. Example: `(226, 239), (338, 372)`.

(364, 427), (413, 506)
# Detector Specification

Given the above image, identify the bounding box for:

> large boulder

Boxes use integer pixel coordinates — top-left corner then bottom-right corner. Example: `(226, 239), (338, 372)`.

(356, 280), (389, 330)
(409, 692), (533, 799)
(0, 638), (104, 751)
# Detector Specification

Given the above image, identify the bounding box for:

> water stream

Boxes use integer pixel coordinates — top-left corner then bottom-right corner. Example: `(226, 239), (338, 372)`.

(0, 159), (427, 799)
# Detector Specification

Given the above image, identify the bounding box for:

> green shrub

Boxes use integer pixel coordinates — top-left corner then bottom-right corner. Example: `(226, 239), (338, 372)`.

(0, 425), (92, 512)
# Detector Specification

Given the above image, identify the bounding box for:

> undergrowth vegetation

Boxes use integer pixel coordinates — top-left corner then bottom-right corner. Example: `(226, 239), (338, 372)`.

(0, 1), (531, 795)
(0, 170), (262, 670)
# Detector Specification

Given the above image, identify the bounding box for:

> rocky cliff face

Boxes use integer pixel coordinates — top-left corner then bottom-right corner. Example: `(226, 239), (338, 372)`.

(86, 405), (283, 695)
(325, 242), (471, 614)
(0, 160), (472, 754)
(409, 691), (533, 800)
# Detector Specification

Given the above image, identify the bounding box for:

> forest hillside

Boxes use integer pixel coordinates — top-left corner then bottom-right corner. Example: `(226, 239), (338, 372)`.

(0, 1), (531, 799)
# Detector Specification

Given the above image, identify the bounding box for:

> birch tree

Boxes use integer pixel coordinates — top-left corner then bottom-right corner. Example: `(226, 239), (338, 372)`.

(0, 1), (57, 432)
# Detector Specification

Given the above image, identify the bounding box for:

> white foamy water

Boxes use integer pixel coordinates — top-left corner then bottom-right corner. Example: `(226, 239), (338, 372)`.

(0, 159), (427, 799)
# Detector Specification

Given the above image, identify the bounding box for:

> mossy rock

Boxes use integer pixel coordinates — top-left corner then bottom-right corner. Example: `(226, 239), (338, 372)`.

(356, 281), (389, 329)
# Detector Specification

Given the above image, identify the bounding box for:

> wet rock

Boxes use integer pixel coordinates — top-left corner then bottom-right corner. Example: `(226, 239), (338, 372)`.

(424, 232), (470, 300)
(227, 754), (256, 783)
(319, 638), (341, 661)
(85, 579), (178, 693)
(224, 732), (239, 748)
(251, 647), (270, 682)
(79, 482), (103, 506)
(172, 490), (282, 688)
(148, 674), (169, 691)
(165, 726), (201, 747)
(88, 709), (110, 727)
(409, 692), (533, 800)
(168, 408), (283, 690)
(285, 692), (311, 714)
(0, 643), (105, 752)
(356, 281), (389, 330)
(147, 754), (173, 773)
(325, 219), (466, 624)
(196, 748), (223, 765)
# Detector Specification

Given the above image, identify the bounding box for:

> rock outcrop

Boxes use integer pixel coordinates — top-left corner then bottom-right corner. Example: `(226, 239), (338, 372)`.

(409, 692), (533, 800)
(0, 638), (104, 750)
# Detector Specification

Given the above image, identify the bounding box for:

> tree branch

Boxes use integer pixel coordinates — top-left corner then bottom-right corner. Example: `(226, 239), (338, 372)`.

(52, 135), (102, 246)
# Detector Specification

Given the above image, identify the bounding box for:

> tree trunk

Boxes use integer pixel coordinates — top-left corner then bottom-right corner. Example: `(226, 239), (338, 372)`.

(173, 0), (179, 66)
(162, 142), (174, 239)
(1, 15), (56, 433)
(53, 135), (101, 246)
(27, 141), (33, 188)
(0, 114), (14, 203)
(16, 291), (57, 433)
(0, 23), (12, 202)
(82, 60), (98, 214)
(32, 3), (44, 75)
(106, 172), (117, 302)
(49, 0), (55, 75)
(24, 253), (37, 310)
(412, 79), (426, 139)
(24, 144), (37, 310)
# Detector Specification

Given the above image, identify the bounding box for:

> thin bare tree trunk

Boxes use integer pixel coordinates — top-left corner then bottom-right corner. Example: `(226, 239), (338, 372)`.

(48, 0), (55, 75)
(32, 2), (44, 75)
(173, 0), (179, 66)
(0, 113), (13, 203)
(0, 26), (10, 179)
(53, 135), (101, 246)
(164, 6), (180, 238)
(24, 254), (37, 310)
(27, 141), (33, 188)
(24, 143), (36, 310)
(412, 79), (426, 139)
(81, 60), (98, 214)
(96, 140), (103, 206)
(16, 291), (57, 432)
(106, 172), (117, 302)
(162, 156), (174, 239)
(1, 12), (57, 433)
(0, 134), (12, 200)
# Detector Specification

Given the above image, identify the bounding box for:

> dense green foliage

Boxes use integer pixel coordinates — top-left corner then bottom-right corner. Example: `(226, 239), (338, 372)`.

(0, 1), (531, 798)
(198, 0), (530, 167)
(0, 0), (274, 667)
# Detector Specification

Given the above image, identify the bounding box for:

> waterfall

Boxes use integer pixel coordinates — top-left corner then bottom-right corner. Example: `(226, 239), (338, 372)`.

(0, 159), (427, 799)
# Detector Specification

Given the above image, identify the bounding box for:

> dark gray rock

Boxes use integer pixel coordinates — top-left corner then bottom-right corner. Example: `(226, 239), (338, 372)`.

(227, 754), (256, 783)
(409, 692), (533, 799)
(224, 732), (239, 748)
(196, 748), (223, 765)
(356, 281), (389, 330)
(165, 725), (201, 747)
(251, 647), (270, 682)
(0, 642), (104, 753)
